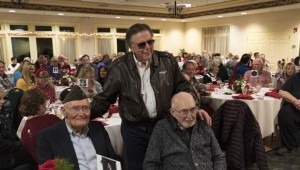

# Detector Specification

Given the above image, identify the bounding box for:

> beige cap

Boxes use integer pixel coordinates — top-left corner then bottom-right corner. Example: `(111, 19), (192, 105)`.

(23, 57), (31, 62)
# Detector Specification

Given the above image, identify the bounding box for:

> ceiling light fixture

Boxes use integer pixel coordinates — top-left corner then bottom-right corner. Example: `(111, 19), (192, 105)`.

(11, 0), (29, 6)
(58, 13), (64, 16)
(241, 12), (247, 15)
(140, 18), (144, 20)
(9, 10), (16, 13)
(218, 15), (223, 18)
(166, 1), (186, 17)
(115, 16), (121, 19)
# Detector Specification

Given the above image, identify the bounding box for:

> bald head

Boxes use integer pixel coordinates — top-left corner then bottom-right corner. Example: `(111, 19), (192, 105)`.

(170, 92), (196, 130)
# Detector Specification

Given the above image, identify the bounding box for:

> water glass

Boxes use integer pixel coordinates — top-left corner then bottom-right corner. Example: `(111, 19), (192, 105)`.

(242, 88), (247, 95)
(220, 83), (225, 90)
(256, 83), (262, 92)
(268, 83), (274, 91)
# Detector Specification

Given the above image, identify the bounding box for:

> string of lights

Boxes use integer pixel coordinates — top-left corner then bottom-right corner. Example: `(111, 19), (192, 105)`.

(0, 32), (162, 37)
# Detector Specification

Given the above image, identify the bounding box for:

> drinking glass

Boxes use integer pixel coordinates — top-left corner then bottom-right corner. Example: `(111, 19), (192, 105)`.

(224, 80), (229, 89)
(256, 83), (262, 92)
(219, 83), (225, 90)
(242, 88), (247, 95)
(268, 83), (274, 91)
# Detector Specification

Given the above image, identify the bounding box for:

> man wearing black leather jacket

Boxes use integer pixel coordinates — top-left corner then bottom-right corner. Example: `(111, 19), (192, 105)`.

(90, 23), (211, 170)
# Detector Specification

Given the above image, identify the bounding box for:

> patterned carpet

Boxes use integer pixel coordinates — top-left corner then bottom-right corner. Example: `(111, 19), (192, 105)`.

(249, 133), (300, 170)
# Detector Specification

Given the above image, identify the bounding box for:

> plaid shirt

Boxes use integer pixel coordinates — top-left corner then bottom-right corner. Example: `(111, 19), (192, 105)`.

(0, 74), (13, 90)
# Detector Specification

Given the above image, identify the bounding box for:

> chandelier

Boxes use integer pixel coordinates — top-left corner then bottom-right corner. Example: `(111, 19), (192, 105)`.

(11, 0), (29, 6)
(166, 1), (185, 17)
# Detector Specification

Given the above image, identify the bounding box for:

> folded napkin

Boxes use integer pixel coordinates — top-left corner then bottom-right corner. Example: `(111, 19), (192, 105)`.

(92, 118), (109, 126)
(232, 94), (254, 100)
(265, 89), (280, 99)
(109, 104), (119, 115)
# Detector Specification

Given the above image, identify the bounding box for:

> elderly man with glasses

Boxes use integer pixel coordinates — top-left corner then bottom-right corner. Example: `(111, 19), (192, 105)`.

(47, 56), (63, 80)
(144, 92), (226, 170)
(37, 86), (117, 170)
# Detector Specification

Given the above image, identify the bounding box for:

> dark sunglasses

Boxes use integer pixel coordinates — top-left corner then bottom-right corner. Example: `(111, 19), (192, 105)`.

(137, 39), (155, 49)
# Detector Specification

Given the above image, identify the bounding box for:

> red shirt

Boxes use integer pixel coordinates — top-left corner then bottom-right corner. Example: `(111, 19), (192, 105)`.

(21, 114), (60, 162)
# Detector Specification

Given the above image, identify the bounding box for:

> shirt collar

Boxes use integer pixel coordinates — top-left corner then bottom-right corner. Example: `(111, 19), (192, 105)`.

(133, 53), (151, 68)
(65, 119), (89, 138)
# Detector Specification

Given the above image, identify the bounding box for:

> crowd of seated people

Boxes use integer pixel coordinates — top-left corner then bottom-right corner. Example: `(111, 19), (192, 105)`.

(1, 24), (300, 169)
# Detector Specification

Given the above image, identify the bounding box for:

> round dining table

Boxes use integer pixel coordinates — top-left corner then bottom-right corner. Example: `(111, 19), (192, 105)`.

(202, 91), (282, 138)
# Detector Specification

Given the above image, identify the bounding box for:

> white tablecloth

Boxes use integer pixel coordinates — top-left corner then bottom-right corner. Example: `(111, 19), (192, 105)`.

(203, 92), (282, 138)
(55, 86), (69, 99)
(98, 114), (123, 156)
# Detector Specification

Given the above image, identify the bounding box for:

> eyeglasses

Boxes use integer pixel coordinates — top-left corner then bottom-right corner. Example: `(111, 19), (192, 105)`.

(172, 106), (197, 117)
(64, 105), (91, 113)
(137, 39), (155, 49)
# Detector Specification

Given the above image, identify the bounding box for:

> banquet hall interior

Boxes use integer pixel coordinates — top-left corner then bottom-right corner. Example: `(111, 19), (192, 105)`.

(0, 0), (300, 169)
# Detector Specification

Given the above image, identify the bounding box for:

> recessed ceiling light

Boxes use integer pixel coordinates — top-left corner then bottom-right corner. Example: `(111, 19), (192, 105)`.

(218, 15), (223, 18)
(161, 19), (166, 21)
(241, 12), (247, 15)
(9, 10), (16, 13)
(140, 18), (144, 20)
(58, 13), (64, 16)
(115, 16), (121, 19)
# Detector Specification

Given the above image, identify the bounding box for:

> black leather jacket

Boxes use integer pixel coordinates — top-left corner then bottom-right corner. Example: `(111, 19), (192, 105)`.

(90, 51), (190, 124)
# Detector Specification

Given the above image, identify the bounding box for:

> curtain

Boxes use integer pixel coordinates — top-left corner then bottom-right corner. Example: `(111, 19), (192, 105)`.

(202, 26), (230, 56)
(0, 38), (4, 61)
(98, 38), (113, 55)
(58, 37), (76, 63)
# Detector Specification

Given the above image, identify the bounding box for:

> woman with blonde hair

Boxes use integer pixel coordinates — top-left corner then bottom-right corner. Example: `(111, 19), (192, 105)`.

(16, 63), (35, 91)
(77, 65), (103, 94)
(203, 60), (222, 84)
(275, 62), (295, 89)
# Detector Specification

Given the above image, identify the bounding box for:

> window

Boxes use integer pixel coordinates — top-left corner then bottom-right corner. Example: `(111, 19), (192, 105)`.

(116, 28), (127, 33)
(35, 26), (52, 31)
(202, 26), (230, 56)
(97, 28), (111, 33)
(11, 37), (30, 58)
(10, 25), (28, 31)
(59, 26), (75, 32)
(36, 38), (53, 58)
(117, 39), (128, 53)
(152, 29), (160, 34)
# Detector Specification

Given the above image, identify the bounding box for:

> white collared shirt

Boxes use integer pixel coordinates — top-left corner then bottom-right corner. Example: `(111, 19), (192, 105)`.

(65, 121), (97, 170)
(133, 54), (157, 118)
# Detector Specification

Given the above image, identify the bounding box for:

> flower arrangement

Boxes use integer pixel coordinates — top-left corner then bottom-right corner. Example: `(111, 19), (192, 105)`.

(39, 158), (74, 170)
(52, 68), (77, 86)
(87, 88), (94, 99)
(231, 78), (250, 93)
